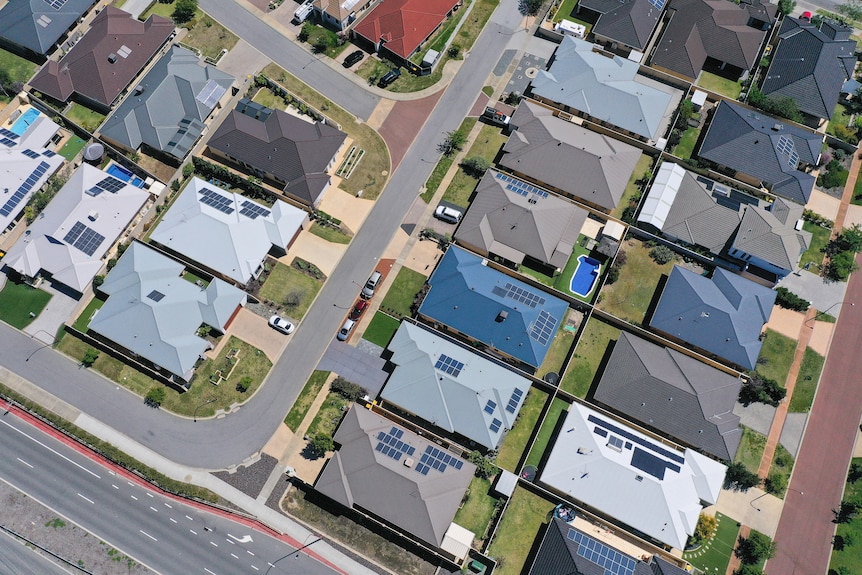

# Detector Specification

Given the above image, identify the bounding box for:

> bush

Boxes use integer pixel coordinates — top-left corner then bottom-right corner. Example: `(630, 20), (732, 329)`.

(308, 433), (334, 457)
(739, 372), (786, 406)
(461, 156), (491, 178)
(649, 244), (676, 265)
(468, 450), (498, 479)
(764, 471), (787, 495)
(172, 0), (197, 24)
(747, 87), (802, 123)
(724, 461), (761, 492)
(182, 163), (194, 179)
(82, 348), (100, 367)
(818, 160), (849, 190)
(774, 287), (810, 311)
(236, 376), (252, 393)
(447, 45), (461, 58)
(93, 275), (105, 289)
(693, 513), (717, 543)
(735, 531), (776, 565)
(331, 376), (366, 401)
(145, 386), (166, 408)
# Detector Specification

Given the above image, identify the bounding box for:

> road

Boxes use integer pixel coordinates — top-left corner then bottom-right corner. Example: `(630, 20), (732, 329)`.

(0, 410), (339, 575)
(0, 0), (530, 470)
(0, 530), (72, 575)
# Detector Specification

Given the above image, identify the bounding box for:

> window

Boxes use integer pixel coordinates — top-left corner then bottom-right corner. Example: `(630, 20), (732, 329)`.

(608, 435), (624, 451)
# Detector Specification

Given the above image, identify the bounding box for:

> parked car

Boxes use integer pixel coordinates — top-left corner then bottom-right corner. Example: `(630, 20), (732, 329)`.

(482, 106), (511, 127)
(360, 271), (382, 300)
(378, 68), (401, 88)
(349, 299), (368, 320)
(343, 50), (364, 68)
(434, 205), (463, 224)
(268, 315), (295, 335)
(337, 318), (356, 341)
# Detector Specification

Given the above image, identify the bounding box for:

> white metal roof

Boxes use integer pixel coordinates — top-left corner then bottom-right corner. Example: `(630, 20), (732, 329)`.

(638, 161), (685, 230)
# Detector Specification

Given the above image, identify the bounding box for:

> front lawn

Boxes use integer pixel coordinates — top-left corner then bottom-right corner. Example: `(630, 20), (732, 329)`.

(789, 347), (824, 413)
(696, 71), (742, 99)
(309, 222), (352, 244)
(183, 13), (239, 60)
(422, 118), (477, 202)
(0, 48), (38, 103)
(610, 154), (653, 220)
(354, 57), (443, 93)
(379, 267), (427, 318)
(829, 457), (862, 575)
(306, 391), (349, 438)
(768, 443), (794, 498)
(756, 329), (796, 387)
(66, 103), (105, 132)
(488, 487), (555, 575)
(525, 397), (568, 468)
(452, 0), (499, 53)
(735, 426), (767, 474)
(297, 22), (348, 59)
(453, 477), (500, 542)
(362, 312), (400, 348)
(683, 512), (740, 575)
(284, 370), (330, 431)
(799, 221), (831, 269)
(0, 281), (52, 329)
(536, 324), (574, 380)
(497, 388), (549, 472)
(259, 260), (324, 320)
(442, 124), (509, 208)
(559, 316), (620, 398)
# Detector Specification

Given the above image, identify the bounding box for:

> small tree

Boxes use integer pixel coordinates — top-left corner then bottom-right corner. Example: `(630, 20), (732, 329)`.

(834, 500), (859, 523)
(93, 275), (105, 289)
(824, 250), (859, 281)
(734, 565), (764, 575)
(838, 0), (862, 20)
(522, 0), (544, 15)
(145, 386), (166, 408)
(172, 0), (197, 25)
(461, 156), (491, 178)
(848, 462), (862, 482)
(649, 244), (676, 265)
(693, 513), (717, 543)
(447, 45), (461, 58)
(468, 450), (498, 479)
(724, 461), (761, 492)
(735, 531), (776, 565)
(331, 376), (366, 401)
(236, 376), (252, 393)
(298, 23), (312, 42)
(439, 130), (467, 156)
(764, 471), (787, 495)
(308, 433), (334, 457)
(182, 163), (194, 179)
(82, 348), (100, 367)
(777, 0), (795, 15)
(774, 287), (810, 312)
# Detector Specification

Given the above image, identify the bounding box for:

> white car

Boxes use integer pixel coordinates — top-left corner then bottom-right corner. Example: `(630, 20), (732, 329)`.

(337, 318), (356, 341)
(434, 205), (462, 224)
(268, 315), (295, 335)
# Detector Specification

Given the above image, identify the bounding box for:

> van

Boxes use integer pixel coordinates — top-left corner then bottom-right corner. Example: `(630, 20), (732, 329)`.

(293, 1), (314, 23)
(361, 271), (382, 299)
(434, 205), (463, 224)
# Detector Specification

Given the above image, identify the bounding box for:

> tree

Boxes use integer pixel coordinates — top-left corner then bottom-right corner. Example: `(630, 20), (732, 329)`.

(92, 275), (105, 289)
(236, 376), (252, 393)
(746, 87), (802, 123)
(835, 224), (862, 253)
(82, 348), (100, 367)
(724, 461), (761, 492)
(693, 513), (717, 543)
(848, 462), (862, 482)
(777, 0), (796, 15)
(739, 372), (786, 407)
(838, 0), (862, 20)
(438, 130), (467, 156)
(774, 287), (810, 312)
(468, 450), (498, 479)
(649, 244), (676, 265)
(735, 531), (776, 565)
(834, 500), (859, 523)
(735, 565), (764, 575)
(833, 533), (854, 551)
(308, 433), (334, 457)
(824, 249), (859, 281)
(764, 471), (787, 495)
(182, 163), (194, 179)
(330, 377), (366, 401)
(461, 156), (491, 178)
(172, 0), (197, 24)
(145, 386), (166, 408)
(522, 0), (545, 15)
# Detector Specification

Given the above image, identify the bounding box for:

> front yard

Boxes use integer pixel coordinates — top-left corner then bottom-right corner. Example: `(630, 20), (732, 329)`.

(799, 220), (831, 269)
(378, 268), (427, 318)
(682, 512), (740, 575)
(441, 124), (509, 208)
(487, 487), (554, 575)
(362, 312), (400, 348)
(734, 426), (767, 474)
(258, 259), (325, 320)
(756, 329), (796, 386)
(559, 316), (620, 398)
(284, 370), (330, 431)
(0, 281), (52, 329)
(422, 118), (477, 202)
(497, 388), (549, 472)
(183, 13), (239, 60)
(789, 347), (825, 413)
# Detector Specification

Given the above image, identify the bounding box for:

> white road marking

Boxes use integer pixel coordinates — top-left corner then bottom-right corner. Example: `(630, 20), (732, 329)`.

(185, 515), (194, 521)
(112, 484), (119, 490)
(139, 530), (157, 542)
(149, 506), (158, 512)
(251, 565), (259, 571)
(204, 569), (217, 575)
(16, 458), (33, 468)
(226, 538), (235, 545)
(130, 495), (138, 501)
(0, 418), (100, 478)
(246, 550), (255, 556)
(169, 518), (177, 524)
(210, 541), (218, 547)
(227, 534), (253, 543)
(77, 493), (95, 504)
(231, 553), (239, 559)
(190, 529), (197, 535)
(127, 481), (134, 486)
(146, 492), (154, 498)
(163, 502), (172, 509)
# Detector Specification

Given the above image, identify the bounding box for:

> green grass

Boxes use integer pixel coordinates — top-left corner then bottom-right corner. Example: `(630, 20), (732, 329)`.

(483, 86), (494, 97)
(306, 391), (349, 438)
(72, 298), (105, 333)
(696, 72), (742, 99)
(442, 123), (509, 207)
(554, 0), (580, 21)
(141, 0), (174, 18)
(0, 48), (38, 103)
(537, 324), (574, 380)
(799, 221), (831, 268)
(525, 398), (568, 468)
(422, 118), (477, 202)
(451, 0), (499, 54)
(673, 126), (700, 160)
(0, 281), (52, 329)
(57, 137), (86, 161)
(683, 512), (740, 574)
(181, 270), (209, 287)
(298, 23), (348, 59)
(497, 388), (548, 472)
(768, 443), (794, 498)
(252, 86), (284, 110)
(829, 457), (862, 575)
(355, 56), (445, 93)
(453, 477), (499, 541)
(378, 268), (427, 318)
(183, 13), (239, 60)
(756, 329), (797, 387)
(309, 222), (352, 244)
(66, 103), (105, 132)
(610, 154), (653, 220)
(552, 236), (605, 302)
(827, 103), (853, 141)
(488, 487), (554, 575)
(735, 426), (767, 474)
(362, 312), (400, 347)
(259, 261), (324, 320)
(789, 347), (824, 413)
(284, 370), (330, 431)
(560, 317), (620, 397)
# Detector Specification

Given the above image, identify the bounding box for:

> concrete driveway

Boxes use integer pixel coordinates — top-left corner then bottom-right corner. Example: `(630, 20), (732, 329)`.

(23, 281), (80, 344)
(318, 339), (388, 398)
(212, 308), (286, 361)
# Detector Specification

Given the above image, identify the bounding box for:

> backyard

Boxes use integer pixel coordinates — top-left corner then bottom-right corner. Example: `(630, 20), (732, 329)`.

(788, 347), (825, 413)
(422, 118), (477, 202)
(536, 324), (575, 381)
(735, 426), (767, 474)
(284, 370), (330, 431)
(682, 512), (740, 575)
(66, 103), (105, 132)
(0, 48), (38, 103)
(559, 316), (620, 398)
(378, 268), (427, 318)
(672, 126), (700, 160)
(441, 124), (509, 208)
(453, 477), (500, 544)
(487, 487), (554, 575)
(551, 0), (593, 34)
(610, 154), (653, 220)
(525, 397), (568, 468)
(799, 221), (831, 269)
(58, 136), (86, 162)
(518, 236), (606, 303)
(497, 388), (549, 472)
(829, 457), (862, 575)
(362, 312), (400, 348)
(756, 329), (796, 387)
(696, 71), (742, 99)
(0, 281), (52, 329)
(259, 259), (325, 320)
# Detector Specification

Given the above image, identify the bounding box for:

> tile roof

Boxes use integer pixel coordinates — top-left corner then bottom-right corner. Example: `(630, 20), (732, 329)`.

(352, 0), (460, 59)
(732, 197), (811, 273)
(578, 0), (662, 51)
(0, 0), (97, 55)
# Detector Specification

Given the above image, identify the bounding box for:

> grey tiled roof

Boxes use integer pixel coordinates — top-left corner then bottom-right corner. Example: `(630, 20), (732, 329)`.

(577, 0), (661, 50)
(732, 198), (811, 272)
(0, 0), (96, 55)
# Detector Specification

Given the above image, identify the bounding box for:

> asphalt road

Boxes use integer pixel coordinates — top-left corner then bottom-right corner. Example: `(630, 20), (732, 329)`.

(0, 0), (528, 470)
(0, 529), (73, 575)
(0, 411), (339, 575)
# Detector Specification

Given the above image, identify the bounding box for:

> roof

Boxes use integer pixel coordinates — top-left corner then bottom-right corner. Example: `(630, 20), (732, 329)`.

(4, 164), (150, 293)
(29, 8), (174, 107)
(578, 0), (662, 50)
(381, 322), (531, 450)
(651, 0), (777, 79)
(0, 0), (97, 55)
(541, 403), (726, 550)
(649, 265), (776, 369)
(314, 405), (475, 547)
(352, 0), (460, 59)
(698, 101), (822, 204)
(418, 246), (570, 368)
(531, 37), (681, 141)
(761, 17), (856, 120)
(99, 46), (235, 160)
(732, 197), (810, 272)
(501, 100), (642, 211)
(454, 169), (589, 269)
(150, 177), (305, 284)
(87, 242), (246, 381)
(594, 332), (743, 460)
(206, 101), (347, 206)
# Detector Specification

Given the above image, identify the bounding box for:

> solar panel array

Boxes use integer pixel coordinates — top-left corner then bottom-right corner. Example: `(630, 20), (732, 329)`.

(776, 135), (800, 170)
(96, 176), (126, 193)
(530, 310), (558, 346)
(494, 171), (549, 199)
(21, 149), (41, 159)
(489, 418), (503, 433)
(587, 414), (685, 464)
(505, 388), (524, 413)
(375, 426), (416, 462)
(503, 282), (546, 308)
(198, 187), (235, 215)
(566, 528), (637, 575)
(0, 161), (50, 217)
(435, 354), (464, 377)
(416, 445), (463, 476)
(42, 0), (70, 9)
(647, 0), (666, 10)
(196, 80), (227, 109)
(483, 400), (497, 415)
(147, 290), (166, 302)
(630, 446), (681, 480)
(239, 200), (271, 220)
(42, 150), (56, 157)
(63, 221), (106, 257)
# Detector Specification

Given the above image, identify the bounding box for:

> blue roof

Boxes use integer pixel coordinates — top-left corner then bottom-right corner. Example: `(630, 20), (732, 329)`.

(419, 247), (569, 367)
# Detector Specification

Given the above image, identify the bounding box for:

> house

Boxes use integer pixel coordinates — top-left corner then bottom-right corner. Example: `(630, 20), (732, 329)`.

(380, 321), (531, 450)
(527, 518), (690, 575)
(87, 242), (246, 384)
(206, 99), (347, 208)
(593, 331), (743, 460)
(352, 0), (461, 65)
(728, 196), (810, 279)
(4, 164), (150, 294)
(575, 0), (664, 54)
(500, 100), (642, 213)
(530, 37), (681, 141)
(454, 169), (589, 272)
(99, 46), (235, 162)
(418, 246), (569, 370)
(0, 0), (97, 57)
(649, 266), (776, 370)
(314, 0), (376, 31)
(149, 177), (306, 285)
(650, 0), (777, 81)
(29, 8), (174, 112)
(761, 17), (856, 121)
(539, 402), (726, 551)
(315, 405), (476, 560)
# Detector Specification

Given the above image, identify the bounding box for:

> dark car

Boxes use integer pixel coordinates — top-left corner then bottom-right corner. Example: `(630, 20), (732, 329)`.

(349, 299), (368, 320)
(343, 50), (364, 68)
(378, 68), (401, 88)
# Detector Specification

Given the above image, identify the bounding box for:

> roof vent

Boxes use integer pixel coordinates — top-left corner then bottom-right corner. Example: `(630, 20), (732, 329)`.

(496, 310), (508, 323)
(108, 53), (117, 64)
(403, 457), (414, 467)
(772, 123), (783, 131)
(87, 210), (99, 221)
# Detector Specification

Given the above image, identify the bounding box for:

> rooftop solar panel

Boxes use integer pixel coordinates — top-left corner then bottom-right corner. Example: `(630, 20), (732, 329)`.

(435, 354), (464, 377)
(21, 149), (41, 159)
(587, 414), (685, 464)
(530, 310), (558, 346)
(0, 128), (18, 140)
(96, 176), (126, 193)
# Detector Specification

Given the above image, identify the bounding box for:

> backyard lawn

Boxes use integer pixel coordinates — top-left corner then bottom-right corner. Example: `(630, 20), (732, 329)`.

(827, 103), (853, 141)
(789, 347), (825, 413)
(441, 123), (509, 208)
(610, 154), (653, 220)
(66, 103), (105, 132)
(696, 72), (742, 99)
(735, 426), (767, 474)
(379, 268), (427, 318)
(673, 126), (700, 160)
(497, 388), (549, 472)
(559, 316), (620, 398)
(422, 118), (477, 202)
(183, 13), (239, 60)
(683, 512), (740, 575)
(259, 260), (324, 320)
(488, 487), (554, 575)
(0, 281), (52, 329)
(799, 221), (831, 269)
(362, 312), (400, 348)
(525, 397), (568, 468)
(284, 370), (330, 431)
(0, 48), (38, 103)
(58, 137), (86, 161)
(829, 458), (862, 575)
(536, 325), (575, 381)
(756, 329), (796, 386)
(453, 477), (500, 543)
(552, 0), (593, 34)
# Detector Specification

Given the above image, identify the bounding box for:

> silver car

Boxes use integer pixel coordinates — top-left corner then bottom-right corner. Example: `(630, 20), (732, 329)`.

(337, 318), (356, 341)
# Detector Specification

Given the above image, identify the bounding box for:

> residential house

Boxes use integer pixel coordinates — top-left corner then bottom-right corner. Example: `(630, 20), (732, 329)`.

(0, 0), (97, 58)
(454, 169), (589, 273)
(88, 242), (246, 384)
(206, 99), (347, 208)
(315, 405), (476, 562)
(29, 8), (174, 113)
(761, 17), (856, 121)
(539, 402), (727, 551)
(649, 266), (776, 370)
(314, 0), (376, 31)
(417, 246), (569, 370)
(593, 331), (743, 460)
(728, 196), (810, 279)
(99, 46), (235, 162)
(575, 0), (664, 55)
(697, 101), (822, 204)
(380, 321), (531, 450)
(500, 100), (642, 213)
(650, 0), (777, 81)
(4, 164), (150, 295)
(530, 37), (681, 142)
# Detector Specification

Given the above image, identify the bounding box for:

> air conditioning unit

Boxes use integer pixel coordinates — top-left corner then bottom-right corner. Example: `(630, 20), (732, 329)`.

(403, 457), (414, 468)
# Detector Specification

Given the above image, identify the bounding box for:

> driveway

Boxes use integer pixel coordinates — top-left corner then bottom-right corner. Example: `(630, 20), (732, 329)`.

(317, 339), (388, 398)
(23, 281), (80, 345)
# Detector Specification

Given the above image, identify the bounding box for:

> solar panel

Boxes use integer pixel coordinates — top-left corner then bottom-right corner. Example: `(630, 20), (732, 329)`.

(434, 354), (464, 377)
(648, 0), (666, 9)
(198, 187), (235, 214)
(0, 160), (51, 216)
(776, 135), (800, 169)
(85, 186), (103, 197)
(146, 290), (164, 302)
(63, 221), (105, 257)
(42, 150), (56, 157)
(484, 400), (496, 415)
(587, 414), (685, 464)
(375, 426), (414, 462)
(502, 282), (546, 308)
(569, 528), (637, 575)
(416, 444), (460, 475)
(608, 435), (624, 450)
(96, 176), (126, 193)
(0, 128), (17, 140)
(42, 0), (71, 8)
(530, 310), (558, 346)
(21, 149), (41, 159)
(631, 447), (667, 480)
(239, 200), (271, 220)
(196, 79), (227, 109)
(594, 426), (608, 438)
(0, 137), (15, 147)
(489, 418), (502, 433)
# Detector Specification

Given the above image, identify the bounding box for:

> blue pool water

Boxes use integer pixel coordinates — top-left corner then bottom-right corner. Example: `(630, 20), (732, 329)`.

(570, 255), (601, 297)
(10, 108), (41, 136)
(106, 163), (145, 188)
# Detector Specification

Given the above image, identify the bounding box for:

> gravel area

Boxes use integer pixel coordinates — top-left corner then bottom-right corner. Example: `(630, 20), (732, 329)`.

(0, 481), (152, 575)
(211, 453), (278, 498)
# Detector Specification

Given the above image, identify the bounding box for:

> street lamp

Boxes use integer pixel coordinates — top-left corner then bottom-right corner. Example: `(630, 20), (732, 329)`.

(806, 301), (854, 327)
(264, 536), (321, 574)
(787, 487), (804, 496)
(750, 493), (768, 511)
(193, 397), (217, 422)
(25, 330), (56, 363)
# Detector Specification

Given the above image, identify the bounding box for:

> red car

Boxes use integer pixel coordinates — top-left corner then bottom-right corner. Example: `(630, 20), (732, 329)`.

(349, 299), (368, 321)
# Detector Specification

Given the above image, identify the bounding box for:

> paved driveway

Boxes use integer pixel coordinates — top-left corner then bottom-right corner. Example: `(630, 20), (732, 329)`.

(318, 340), (388, 398)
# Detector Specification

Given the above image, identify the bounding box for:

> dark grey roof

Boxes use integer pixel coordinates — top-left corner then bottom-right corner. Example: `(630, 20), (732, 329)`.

(649, 266), (776, 370)
(578, 0), (661, 50)
(731, 197), (810, 273)
(761, 17), (856, 120)
(0, 0), (96, 55)
(594, 332), (742, 460)
(698, 101), (821, 204)
(651, 0), (776, 79)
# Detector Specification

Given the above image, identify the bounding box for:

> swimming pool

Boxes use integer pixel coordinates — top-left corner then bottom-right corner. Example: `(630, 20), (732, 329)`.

(570, 255), (601, 297)
(10, 108), (41, 136)
(106, 163), (145, 188)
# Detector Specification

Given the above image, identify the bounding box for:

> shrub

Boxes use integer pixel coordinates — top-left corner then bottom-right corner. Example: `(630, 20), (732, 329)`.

(82, 348), (100, 367)
(774, 287), (810, 311)
(468, 450), (498, 479)
(236, 376), (252, 393)
(172, 0), (197, 24)
(182, 163), (194, 179)
(649, 244), (676, 265)
(724, 461), (761, 492)
(735, 531), (776, 565)
(693, 513), (717, 543)
(739, 372), (786, 406)
(764, 471), (787, 495)
(461, 156), (491, 178)
(331, 376), (366, 401)
(93, 275), (105, 289)
(145, 386), (166, 408)
(308, 433), (334, 457)
(447, 45), (461, 58)
(818, 160), (849, 189)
